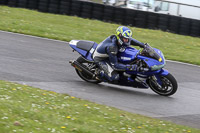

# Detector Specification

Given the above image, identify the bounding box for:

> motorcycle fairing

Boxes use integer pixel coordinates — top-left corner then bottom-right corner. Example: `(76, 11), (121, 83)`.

(69, 40), (98, 61)
(137, 47), (165, 68)
(123, 68), (169, 88)
(118, 47), (139, 64)
(137, 54), (166, 71)
(119, 47), (166, 71)
(125, 67), (169, 76)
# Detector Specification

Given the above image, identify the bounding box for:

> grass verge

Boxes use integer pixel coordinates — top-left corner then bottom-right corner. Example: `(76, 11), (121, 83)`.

(0, 6), (200, 65)
(0, 80), (200, 133)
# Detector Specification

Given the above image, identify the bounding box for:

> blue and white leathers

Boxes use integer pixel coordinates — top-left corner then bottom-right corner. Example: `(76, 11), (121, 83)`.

(92, 35), (145, 81)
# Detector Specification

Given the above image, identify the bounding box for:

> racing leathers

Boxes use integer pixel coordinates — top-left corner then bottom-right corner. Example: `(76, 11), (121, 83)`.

(92, 35), (145, 81)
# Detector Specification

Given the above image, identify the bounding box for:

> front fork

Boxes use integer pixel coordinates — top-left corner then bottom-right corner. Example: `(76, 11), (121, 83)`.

(149, 69), (169, 88)
(150, 75), (162, 88)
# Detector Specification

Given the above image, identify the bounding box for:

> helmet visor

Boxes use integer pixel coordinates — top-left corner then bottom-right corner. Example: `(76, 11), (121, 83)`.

(122, 37), (129, 43)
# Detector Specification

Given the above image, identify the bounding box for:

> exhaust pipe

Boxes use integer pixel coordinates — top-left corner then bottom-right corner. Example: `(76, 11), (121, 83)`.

(69, 60), (95, 78)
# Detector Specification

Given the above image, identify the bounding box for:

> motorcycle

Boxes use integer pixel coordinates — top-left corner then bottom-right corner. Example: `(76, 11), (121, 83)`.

(69, 40), (178, 96)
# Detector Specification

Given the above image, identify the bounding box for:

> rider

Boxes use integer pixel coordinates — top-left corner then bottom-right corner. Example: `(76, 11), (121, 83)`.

(92, 26), (146, 82)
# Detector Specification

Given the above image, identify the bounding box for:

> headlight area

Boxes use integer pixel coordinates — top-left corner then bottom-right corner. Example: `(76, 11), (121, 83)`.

(151, 63), (166, 71)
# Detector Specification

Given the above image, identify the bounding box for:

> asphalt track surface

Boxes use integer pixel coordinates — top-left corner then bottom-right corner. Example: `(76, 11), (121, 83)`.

(0, 31), (200, 129)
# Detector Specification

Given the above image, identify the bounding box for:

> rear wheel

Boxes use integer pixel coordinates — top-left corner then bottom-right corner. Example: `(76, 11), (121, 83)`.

(148, 73), (178, 96)
(75, 56), (101, 84)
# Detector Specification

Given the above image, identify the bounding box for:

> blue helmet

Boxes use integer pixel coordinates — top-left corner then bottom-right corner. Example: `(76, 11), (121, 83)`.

(116, 26), (133, 46)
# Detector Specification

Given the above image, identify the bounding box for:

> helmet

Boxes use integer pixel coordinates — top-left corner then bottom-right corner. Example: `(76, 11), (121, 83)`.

(116, 26), (133, 46)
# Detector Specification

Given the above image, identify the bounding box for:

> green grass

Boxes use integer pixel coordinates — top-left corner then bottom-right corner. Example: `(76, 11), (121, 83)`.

(0, 80), (200, 133)
(90, 0), (103, 4)
(0, 6), (200, 65)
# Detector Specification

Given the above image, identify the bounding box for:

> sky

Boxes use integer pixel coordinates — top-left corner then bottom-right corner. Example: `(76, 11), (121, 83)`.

(156, 0), (200, 6)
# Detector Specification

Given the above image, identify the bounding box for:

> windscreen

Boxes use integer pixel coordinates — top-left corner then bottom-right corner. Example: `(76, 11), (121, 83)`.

(140, 44), (162, 62)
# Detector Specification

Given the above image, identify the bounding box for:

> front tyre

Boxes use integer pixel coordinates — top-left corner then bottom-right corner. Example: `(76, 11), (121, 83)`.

(148, 73), (178, 96)
(75, 56), (101, 84)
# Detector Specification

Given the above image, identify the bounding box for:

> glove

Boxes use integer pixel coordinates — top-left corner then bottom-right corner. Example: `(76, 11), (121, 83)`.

(126, 64), (140, 71)
(126, 65), (149, 72)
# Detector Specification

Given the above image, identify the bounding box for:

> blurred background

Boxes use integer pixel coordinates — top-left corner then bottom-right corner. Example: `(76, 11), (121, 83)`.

(1, 0), (200, 37)
(89, 0), (200, 20)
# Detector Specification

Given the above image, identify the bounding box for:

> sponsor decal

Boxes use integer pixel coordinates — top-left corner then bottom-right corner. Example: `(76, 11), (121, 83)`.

(121, 57), (131, 60)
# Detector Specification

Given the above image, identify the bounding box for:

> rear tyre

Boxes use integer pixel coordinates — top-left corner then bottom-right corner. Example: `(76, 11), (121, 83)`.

(148, 73), (178, 96)
(75, 56), (101, 84)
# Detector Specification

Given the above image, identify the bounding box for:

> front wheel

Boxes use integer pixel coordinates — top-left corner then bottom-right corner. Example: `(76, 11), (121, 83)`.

(148, 73), (178, 96)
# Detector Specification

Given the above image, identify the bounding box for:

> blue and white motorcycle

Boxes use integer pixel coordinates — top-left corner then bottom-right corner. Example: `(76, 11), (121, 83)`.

(69, 40), (178, 96)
